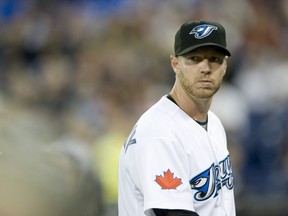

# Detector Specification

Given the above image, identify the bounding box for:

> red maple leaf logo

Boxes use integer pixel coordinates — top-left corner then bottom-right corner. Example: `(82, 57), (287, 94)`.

(155, 169), (182, 189)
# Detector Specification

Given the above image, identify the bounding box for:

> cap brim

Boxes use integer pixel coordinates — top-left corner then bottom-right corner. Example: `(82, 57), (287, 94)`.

(176, 43), (231, 56)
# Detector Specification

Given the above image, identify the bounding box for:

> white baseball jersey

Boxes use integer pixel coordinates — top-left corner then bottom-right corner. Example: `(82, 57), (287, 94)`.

(118, 96), (236, 216)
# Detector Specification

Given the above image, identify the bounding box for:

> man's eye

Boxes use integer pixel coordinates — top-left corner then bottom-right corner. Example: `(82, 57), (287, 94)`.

(189, 56), (203, 62)
(209, 56), (223, 63)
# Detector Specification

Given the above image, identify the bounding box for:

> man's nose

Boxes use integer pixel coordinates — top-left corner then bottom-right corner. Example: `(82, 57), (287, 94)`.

(199, 59), (211, 74)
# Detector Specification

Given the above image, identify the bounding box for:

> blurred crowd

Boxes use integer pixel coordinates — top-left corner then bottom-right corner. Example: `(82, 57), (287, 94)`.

(0, 0), (288, 215)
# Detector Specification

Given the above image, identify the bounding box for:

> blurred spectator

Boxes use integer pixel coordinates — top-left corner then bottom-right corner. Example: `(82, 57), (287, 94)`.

(0, 141), (103, 216)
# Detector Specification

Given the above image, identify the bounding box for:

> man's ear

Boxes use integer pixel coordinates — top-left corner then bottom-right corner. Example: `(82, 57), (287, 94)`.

(222, 57), (228, 77)
(170, 55), (180, 74)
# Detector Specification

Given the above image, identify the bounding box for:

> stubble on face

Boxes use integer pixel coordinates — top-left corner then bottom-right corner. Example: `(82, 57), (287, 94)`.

(177, 65), (224, 100)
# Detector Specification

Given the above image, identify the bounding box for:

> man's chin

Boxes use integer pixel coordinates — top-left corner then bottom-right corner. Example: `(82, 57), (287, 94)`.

(194, 89), (218, 99)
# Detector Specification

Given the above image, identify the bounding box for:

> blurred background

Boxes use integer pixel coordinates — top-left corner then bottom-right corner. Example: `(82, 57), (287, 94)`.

(0, 0), (287, 215)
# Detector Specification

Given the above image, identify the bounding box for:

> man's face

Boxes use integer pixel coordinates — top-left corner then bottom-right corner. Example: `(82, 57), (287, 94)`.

(171, 46), (227, 100)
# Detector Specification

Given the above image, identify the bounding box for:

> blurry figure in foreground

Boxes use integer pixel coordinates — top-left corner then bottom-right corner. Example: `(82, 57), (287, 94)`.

(0, 141), (103, 216)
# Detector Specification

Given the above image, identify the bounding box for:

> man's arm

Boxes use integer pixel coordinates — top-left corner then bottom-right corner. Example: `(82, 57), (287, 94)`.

(153, 209), (199, 216)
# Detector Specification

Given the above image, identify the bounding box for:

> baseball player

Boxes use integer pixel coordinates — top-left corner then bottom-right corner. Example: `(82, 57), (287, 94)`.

(118, 20), (236, 216)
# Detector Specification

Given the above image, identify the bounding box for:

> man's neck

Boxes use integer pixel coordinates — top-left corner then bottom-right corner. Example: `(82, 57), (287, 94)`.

(169, 89), (211, 122)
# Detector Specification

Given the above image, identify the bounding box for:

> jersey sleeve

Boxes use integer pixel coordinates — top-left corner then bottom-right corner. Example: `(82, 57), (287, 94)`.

(132, 132), (196, 215)
(153, 208), (199, 216)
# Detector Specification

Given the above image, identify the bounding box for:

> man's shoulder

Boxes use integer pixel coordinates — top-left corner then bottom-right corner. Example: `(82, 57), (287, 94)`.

(140, 96), (177, 120)
(208, 110), (222, 123)
(134, 96), (179, 136)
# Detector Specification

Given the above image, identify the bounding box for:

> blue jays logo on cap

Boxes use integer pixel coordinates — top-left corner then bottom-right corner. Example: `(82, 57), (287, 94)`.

(189, 24), (218, 39)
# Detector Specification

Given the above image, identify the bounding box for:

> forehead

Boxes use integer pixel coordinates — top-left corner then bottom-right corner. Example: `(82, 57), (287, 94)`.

(184, 46), (226, 56)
